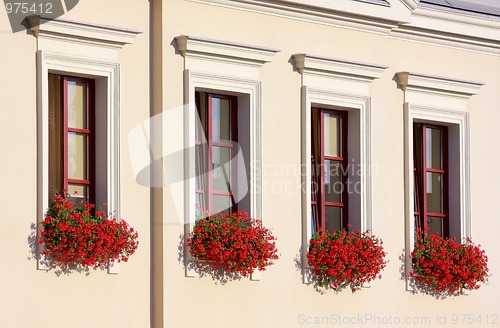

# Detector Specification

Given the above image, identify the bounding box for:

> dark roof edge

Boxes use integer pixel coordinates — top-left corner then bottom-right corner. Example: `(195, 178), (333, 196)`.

(354, 0), (391, 7)
(420, 0), (500, 19)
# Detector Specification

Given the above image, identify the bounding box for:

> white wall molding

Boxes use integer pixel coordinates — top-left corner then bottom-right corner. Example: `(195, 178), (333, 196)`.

(190, 0), (500, 55)
(397, 71), (484, 101)
(391, 7), (500, 55)
(399, 0), (419, 10)
(293, 53), (387, 83)
(28, 16), (140, 56)
(189, 0), (405, 35)
(175, 35), (279, 67)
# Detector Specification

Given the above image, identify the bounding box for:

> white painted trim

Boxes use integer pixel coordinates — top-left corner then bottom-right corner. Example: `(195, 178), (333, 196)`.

(296, 53), (384, 282)
(189, 0), (403, 35)
(175, 35), (280, 67)
(270, 0), (412, 22)
(177, 35), (275, 279)
(390, 7), (500, 55)
(399, 0), (419, 10)
(34, 18), (138, 273)
(397, 71), (477, 291)
(293, 54), (387, 82)
(191, 0), (500, 55)
(396, 71), (483, 98)
(28, 16), (140, 50)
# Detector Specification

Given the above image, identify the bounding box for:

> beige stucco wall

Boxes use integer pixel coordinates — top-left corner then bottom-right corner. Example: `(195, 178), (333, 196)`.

(161, 1), (500, 327)
(0, 1), (151, 327)
(2, 0), (500, 327)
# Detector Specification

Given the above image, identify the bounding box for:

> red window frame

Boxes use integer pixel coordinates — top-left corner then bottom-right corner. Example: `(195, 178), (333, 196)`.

(62, 76), (95, 204)
(195, 92), (238, 217)
(414, 123), (449, 238)
(311, 108), (348, 233)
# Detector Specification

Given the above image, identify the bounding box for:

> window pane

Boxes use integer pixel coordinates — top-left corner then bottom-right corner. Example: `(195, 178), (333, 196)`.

(68, 184), (88, 201)
(311, 205), (317, 234)
(211, 97), (232, 142)
(413, 171), (419, 213)
(195, 192), (207, 218)
(312, 109), (319, 161)
(325, 206), (342, 233)
(68, 133), (88, 180)
(195, 144), (207, 190)
(425, 127), (442, 170)
(212, 194), (232, 217)
(426, 172), (443, 213)
(427, 216), (444, 237)
(67, 81), (87, 129)
(311, 159), (317, 202)
(324, 114), (340, 157)
(414, 123), (423, 171)
(212, 146), (233, 192)
(196, 92), (207, 142)
(414, 215), (421, 231)
(324, 160), (342, 203)
(48, 74), (63, 197)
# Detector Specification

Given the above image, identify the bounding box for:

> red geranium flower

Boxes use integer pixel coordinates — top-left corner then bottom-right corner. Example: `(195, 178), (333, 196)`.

(39, 193), (139, 270)
(307, 228), (387, 293)
(411, 228), (489, 294)
(187, 211), (279, 277)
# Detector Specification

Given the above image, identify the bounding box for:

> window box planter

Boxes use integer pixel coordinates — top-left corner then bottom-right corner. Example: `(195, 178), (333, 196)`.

(39, 193), (139, 270)
(411, 229), (489, 294)
(187, 211), (278, 277)
(307, 228), (387, 293)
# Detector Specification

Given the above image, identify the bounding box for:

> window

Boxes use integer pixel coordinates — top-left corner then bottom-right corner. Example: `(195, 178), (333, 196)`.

(176, 35), (277, 278)
(413, 123), (448, 237)
(311, 108), (348, 233)
(294, 54), (385, 283)
(293, 53), (384, 245)
(396, 71), (481, 289)
(195, 91), (239, 217)
(49, 74), (95, 204)
(33, 17), (139, 273)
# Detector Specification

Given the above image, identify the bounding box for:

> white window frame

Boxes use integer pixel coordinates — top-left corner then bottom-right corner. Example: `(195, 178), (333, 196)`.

(396, 71), (483, 290)
(29, 16), (140, 273)
(293, 54), (386, 283)
(175, 35), (279, 279)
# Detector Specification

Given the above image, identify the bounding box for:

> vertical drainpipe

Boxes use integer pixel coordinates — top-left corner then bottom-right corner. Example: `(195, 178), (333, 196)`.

(150, 0), (164, 327)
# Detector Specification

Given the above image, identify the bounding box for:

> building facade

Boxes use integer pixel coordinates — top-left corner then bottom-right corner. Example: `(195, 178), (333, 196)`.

(1, 0), (500, 327)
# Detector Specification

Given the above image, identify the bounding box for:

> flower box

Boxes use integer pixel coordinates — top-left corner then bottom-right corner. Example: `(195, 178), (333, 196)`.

(39, 193), (139, 270)
(187, 211), (278, 277)
(307, 228), (387, 293)
(411, 229), (489, 294)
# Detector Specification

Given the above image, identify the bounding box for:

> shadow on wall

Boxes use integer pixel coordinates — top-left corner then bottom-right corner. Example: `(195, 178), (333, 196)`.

(27, 222), (103, 276)
(177, 233), (243, 285)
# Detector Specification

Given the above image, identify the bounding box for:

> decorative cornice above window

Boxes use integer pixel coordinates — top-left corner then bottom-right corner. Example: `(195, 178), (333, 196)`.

(396, 72), (483, 98)
(175, 35), (280, 66)
(293, 53), (387, 82)
(27, 16), (141, 49)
